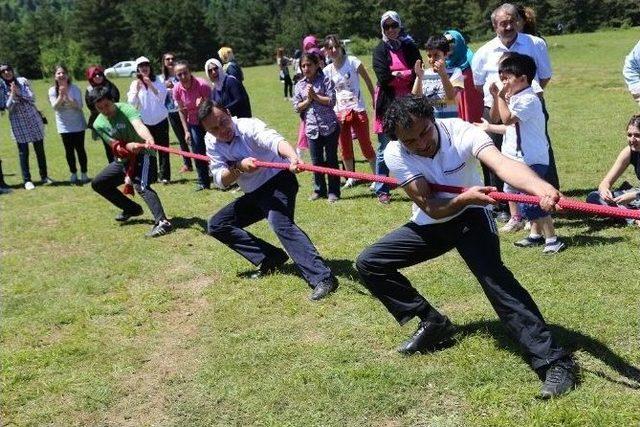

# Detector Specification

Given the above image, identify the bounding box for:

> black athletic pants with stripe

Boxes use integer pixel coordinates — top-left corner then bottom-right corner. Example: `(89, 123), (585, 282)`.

(355, 207), (567, 370)
(91, 154), (167, 224)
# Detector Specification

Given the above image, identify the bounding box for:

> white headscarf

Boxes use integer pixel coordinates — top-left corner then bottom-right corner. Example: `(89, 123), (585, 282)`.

(204, 58), (225, 91)
(380, 10), (413, 50)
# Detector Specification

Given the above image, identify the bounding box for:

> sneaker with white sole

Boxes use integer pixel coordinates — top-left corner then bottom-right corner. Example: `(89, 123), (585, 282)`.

(500, 217), (525, 232)
(145, 220), (173, 238)
(24, 181), (35, 190)
(369, 182), (376, 192)
(342, 178), (357, 188)
(41, 177), (54, 185)
(542, 239), (566, 254)
(514, 235), (544, 247)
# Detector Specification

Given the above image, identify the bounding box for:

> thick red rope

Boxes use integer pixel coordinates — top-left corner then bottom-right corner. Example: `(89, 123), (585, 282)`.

(147, 144), (640, 221)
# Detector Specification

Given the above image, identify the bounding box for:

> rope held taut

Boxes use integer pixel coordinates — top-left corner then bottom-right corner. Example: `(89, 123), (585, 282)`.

(146, 143), (640, 221)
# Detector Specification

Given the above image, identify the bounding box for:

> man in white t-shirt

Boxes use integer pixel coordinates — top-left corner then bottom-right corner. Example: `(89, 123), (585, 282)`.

(471, 3), (559, 205)
(355, 95), (576, 399)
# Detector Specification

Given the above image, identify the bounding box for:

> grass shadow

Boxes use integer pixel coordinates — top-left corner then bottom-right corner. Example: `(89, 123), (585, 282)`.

(170, 216), (209, 232)
(456, 320), (640, 389)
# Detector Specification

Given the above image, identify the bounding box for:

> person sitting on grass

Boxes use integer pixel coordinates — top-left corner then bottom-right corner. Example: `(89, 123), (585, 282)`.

(475, 53), (565, 253)
(411, 34), (464, 119)
(355, 95), (577, 399)
(586, 114), (640, 226)
(199, 99), (338, 301)
(88, 87), (173, 238)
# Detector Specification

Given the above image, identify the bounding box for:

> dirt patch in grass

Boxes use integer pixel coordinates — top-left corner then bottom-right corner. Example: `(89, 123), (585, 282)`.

(99, 274), (215, 426)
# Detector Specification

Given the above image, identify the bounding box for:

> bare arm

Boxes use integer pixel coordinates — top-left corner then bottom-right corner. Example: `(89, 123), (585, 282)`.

(357, 63), (375, 100)
(598, 147), (632, 202)
(403, 176), (497, 220)
(478, 145), (561, 208)
(411, 60), (423, 96)
(131, 118), (154, 147)
(495, 90), (518, 125)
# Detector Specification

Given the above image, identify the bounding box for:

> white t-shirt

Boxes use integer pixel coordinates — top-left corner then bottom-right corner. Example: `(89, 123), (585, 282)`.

(384, 118), (494, 225)
(323, 55), (365, 112)
(127, 79), (168, 126)
(420, 66), (463, 118)
(471, 33), (552, 107)
(502, 86), (548, 165)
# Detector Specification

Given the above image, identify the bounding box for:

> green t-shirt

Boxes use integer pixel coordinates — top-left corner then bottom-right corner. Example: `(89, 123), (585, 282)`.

(94, 102), (155, 157)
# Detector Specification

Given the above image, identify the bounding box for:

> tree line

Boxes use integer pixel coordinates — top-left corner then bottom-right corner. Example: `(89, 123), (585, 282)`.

(1, 0), (638, 80)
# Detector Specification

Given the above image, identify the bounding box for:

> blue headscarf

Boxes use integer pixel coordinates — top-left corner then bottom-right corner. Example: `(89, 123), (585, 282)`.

(444, 29), (473, 71)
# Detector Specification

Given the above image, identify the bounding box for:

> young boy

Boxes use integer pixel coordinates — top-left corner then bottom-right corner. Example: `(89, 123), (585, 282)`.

(411, 35), (464, 119)
(478, 52), (565, 253)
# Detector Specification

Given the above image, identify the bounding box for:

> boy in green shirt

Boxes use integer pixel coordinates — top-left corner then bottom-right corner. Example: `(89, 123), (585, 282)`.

(89, 87), (172, 237)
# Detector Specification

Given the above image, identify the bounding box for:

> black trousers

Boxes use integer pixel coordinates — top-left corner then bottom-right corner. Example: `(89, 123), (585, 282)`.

(168, 111), (192, 169)
(208, 170), (333, 287)
(283, 74), (293, 98)
(147, 119), (170, 181)
(91, 154), (167, 223)
(60, 131), (87, 174)
(355, 207), (567, 370)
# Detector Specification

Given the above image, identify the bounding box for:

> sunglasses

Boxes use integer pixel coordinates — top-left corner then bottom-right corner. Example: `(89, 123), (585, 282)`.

(383, 22), (400, 30)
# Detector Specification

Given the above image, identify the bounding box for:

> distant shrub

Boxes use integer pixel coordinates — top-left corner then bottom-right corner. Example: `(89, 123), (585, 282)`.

(39, 37), (100, 81)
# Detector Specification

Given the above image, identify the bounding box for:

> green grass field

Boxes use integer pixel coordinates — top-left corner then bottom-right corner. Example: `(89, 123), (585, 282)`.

(2, 28), (640, 426)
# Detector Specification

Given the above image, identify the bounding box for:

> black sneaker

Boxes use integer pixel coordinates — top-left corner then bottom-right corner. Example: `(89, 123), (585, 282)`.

(540, 358), (578, 399)
(145, 220), (173, 238)
(115, 207), (143, 222)
(250, 251), (289, 279)
(514, 236), (545, 248)
(309, 276), (339, 301)
(397, 316), (456, 355)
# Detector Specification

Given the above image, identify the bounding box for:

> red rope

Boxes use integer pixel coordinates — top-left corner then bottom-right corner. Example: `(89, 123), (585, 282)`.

(147, 144), (640, 221)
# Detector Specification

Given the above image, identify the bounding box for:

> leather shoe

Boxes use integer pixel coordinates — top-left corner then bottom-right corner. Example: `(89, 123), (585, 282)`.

(309, 276), (338, 301)
(397, 316), (456, 355)
(250, 251), (289, 279)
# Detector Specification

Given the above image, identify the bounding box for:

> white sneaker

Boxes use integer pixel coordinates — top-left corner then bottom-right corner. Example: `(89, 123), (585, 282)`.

(500, 217), (525, 232)
(342, 178), (357, 188)
(369, 182), (376, 192)
(70, 173), (78, 184)
(24, 181), (35, 190)
(542, 239), (566, 254)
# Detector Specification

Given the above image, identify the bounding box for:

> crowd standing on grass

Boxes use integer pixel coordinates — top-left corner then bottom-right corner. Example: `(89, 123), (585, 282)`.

(3, 1), (640, 400)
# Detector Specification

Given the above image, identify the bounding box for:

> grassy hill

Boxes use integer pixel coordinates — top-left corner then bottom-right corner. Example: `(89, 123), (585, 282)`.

(1, 28), (640, 426)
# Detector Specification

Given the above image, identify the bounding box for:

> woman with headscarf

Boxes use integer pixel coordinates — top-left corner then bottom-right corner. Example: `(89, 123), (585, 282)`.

(85, 65), (120, 163)
(371, 10), (421, 204)
(0, 63), (53, 190)
(443, 29), (484, 123)
(205, 58), (252, 118)
(218, 46), (244, 82)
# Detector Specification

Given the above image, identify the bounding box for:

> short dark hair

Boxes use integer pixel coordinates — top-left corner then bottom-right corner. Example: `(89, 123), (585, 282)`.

(174, 59), (190, 70)
(383, 95), (435, 140)
(86, 85), (112, 106)
(498, 52), (537, 84)
(198, 98), (227, 123)
(628, 114), (640, 130)
(425, 35), (450, 54)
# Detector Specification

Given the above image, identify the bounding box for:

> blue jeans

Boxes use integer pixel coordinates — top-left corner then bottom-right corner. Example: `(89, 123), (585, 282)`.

(187, 123), (210, 188)
(17, 140), (48, 182)
(374, 132), (390, 195)
(308, 128), (340, 197)
(207, 170), (334, 287)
